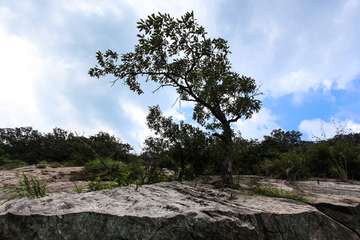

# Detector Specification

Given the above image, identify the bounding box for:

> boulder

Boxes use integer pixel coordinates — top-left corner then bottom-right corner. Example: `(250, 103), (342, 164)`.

(0, 175), (359, 239)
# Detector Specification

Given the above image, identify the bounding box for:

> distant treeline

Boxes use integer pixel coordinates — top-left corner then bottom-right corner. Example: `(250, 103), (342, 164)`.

(0, 127), (133, 167)
(1, 126), (360, 181)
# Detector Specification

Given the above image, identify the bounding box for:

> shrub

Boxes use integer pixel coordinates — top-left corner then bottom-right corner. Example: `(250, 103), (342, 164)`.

(71, 159), (121, 180)
(83, 171), (133, 192)
(307, 141), (355, 181)
(308, 143), (332, 176)
(261, 146), (311, 180)
(249, 177), (309, 202)
(36, 161), (47, 168)
(1, 159), (27, 170)
(86, 177), (119, 192)
(328, 149), (348, 181)
(50, 162), (61, 168)
(63, 161), (78, 167)
(73, 186), (85, 193)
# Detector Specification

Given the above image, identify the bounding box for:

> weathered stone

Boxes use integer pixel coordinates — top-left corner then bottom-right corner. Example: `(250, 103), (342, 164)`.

(0, 175), (359, 239)
(0, 166), (86, 196)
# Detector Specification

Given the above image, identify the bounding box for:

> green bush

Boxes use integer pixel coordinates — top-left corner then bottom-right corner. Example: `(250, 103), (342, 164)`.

(70, 158), (142, 187)
(307, 143), (332, 176)
(261, 147), (312, 180)
(120, 162), (144, 183)
(63, 161), (78, 167)
(1, 159), (27, 170)
(261, 134), (360, 181)
(86, 177), (119, 192)
(77, 159), (124, 180)
(80, 171), (133, 193)
(307, 141), (355, 181)
(36, 160), (47, 169)
(50, 162), (61, 168)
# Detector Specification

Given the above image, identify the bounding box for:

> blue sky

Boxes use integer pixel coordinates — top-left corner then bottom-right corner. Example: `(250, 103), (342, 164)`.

(1, 0), (359, 152)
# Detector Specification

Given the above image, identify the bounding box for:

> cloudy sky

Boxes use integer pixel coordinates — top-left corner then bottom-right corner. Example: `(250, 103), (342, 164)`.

(1, 0), (359, 152)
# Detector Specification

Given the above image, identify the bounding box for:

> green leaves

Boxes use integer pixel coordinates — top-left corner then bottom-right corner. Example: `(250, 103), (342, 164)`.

(145, 105), (210, 180)
(89, 11), (263, 186)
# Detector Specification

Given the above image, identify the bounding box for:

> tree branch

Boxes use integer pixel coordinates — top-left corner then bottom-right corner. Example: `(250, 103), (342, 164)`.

(213, 132), (225, 141)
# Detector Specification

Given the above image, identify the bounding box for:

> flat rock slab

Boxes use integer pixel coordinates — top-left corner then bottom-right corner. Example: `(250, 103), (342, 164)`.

(235, 175), (360, 238)
(0, 166), (86, 196)
(1, 176), (359, 240)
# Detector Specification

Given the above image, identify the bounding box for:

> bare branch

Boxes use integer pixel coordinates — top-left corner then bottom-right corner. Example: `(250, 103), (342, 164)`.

(110, 78), (120, 87)
(152, 83), (177, 93)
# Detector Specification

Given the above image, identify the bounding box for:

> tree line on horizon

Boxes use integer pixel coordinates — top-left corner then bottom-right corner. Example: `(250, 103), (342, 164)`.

(1, 125), (359, 181)
(0, 126), (133, 168)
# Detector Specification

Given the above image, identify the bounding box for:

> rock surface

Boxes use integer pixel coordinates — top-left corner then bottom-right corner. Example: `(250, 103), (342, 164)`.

(0, 165), (86, 196)
(0, 174), (359, 239)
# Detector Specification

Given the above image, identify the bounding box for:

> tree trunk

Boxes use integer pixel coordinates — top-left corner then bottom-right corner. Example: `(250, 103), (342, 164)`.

(221, 124), (234, 187)
(178, 159), (185, 180)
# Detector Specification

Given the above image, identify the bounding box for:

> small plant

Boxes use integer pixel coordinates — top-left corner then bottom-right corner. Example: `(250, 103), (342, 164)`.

(0, 171), (47, 205)
(86, 177), (119, 192)
(64, 161), (77, 167)
(85, 170), (134, 192)
(249, 177), (309, 202)
(36, 161), (47, 168)
(73, 187), (85, 193)
(71, 181), (86, 193)
(115, 171), (133, 186)
(50, 162), (61, 168)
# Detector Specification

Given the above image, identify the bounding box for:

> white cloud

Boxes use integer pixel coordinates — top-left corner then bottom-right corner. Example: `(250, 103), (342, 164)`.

(234, 108), (279, 140)
(124, 0), (210, 19)
(347, 120), (360, 133)
(120, 101), (154, 145)
(274, 70), (318, 98)
(163, 107), (185, 121)
(0, 24), (47, 127)
(334, 0), (359, 26)
(61, 0), (126, 17)
(299, 118), (360, 141)
(227, 0), (360, 104)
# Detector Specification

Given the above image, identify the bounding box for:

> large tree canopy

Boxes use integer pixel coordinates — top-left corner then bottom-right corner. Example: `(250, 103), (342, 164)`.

(89, 11), (262, 186)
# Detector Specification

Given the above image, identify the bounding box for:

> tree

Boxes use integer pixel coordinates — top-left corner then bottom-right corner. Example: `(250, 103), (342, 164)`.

(263, 129), (302, 153)
(147, 105), (209, 180)
(89, 11), (262, 186)
(89, 131), (133, 163)
(140, 136), (169, 184)
(232, 133), (263, 175)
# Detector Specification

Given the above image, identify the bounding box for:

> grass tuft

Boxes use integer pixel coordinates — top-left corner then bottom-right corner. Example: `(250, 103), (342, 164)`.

(249, 177), (309, 202)
(0, 171), (47, 205)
